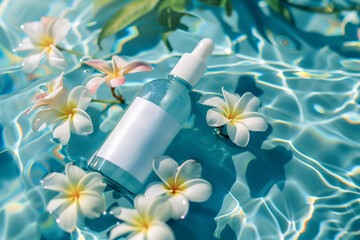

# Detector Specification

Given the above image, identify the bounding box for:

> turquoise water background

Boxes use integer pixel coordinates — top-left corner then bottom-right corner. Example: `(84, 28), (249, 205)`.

(1, 0), (360, 239)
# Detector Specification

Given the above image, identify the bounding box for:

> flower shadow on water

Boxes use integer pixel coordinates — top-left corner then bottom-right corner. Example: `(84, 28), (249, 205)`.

(244, 127), (293, 198)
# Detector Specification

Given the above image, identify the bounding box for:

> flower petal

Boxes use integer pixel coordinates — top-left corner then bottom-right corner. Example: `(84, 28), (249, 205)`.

(22, 21), (44, 44)
(236, 92), (260, 114)
(49, 18), (71, 45)
(123, 61), (153, 75)
(57, 201), (78, 232)
(134, 195), (149, 217)
(78, 172), (106, 193)
(153, 156), (178, 186)
(206, 108), (230, 127)
(53, 117), (71, 145)
(85, 76), (105, 95)
(67, 86), (92, 111)
(146, 221), (175, 240)
(180, 179), (212, 202)
(46, 89), (69, 113)
(147, 196), (172, 222)
(65, 163), (87, 184)
(112, 206), (139, 224)
(50, 72), (64, 91)
(32, 108), (63, 132)
(70, 109), (93, 135)
(106, 76), (126, 88)
(145, 183), (168, 199)
(78, 191), (106, 218)
(227, 122), (250, 147)
(238, 112), (268, 131)
(109, 224), (138, 240)
(16, 38), (36, 51)
(42, 172), (72, 192)
(222, 88), (241, 114)
(176, 159), (202, 183)
(128, 231), (146, 240)
(84, 59), (112, 75)
(112, 55), (127, 74)
(48, 46), (66, 70)
(198, 94), (227, 112)
(46, 193), (71, 213)
(167, 194), (189, 220)
(22, 50), (45, 73)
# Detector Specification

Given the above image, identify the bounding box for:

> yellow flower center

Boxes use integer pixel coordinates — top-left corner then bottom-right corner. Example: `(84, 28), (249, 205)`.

(39, 35), (54, 47)
(164, 177), (186, 195)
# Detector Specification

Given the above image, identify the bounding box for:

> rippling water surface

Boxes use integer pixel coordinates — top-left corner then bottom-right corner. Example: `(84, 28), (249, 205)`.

(1, 0), (360, 239)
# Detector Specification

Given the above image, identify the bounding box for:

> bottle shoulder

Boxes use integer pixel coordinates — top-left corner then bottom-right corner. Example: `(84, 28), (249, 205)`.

(137, 78), (192, 125)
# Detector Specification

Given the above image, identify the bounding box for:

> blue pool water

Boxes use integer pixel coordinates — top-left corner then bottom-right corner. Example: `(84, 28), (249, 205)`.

(1, 0), (360, 239)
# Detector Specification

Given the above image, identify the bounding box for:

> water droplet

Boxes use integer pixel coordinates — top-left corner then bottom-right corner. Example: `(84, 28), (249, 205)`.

(182, 200), (187, 205)
(44, 186), (48, 189)
(103, 211), (107, 215)
(20, 25), (24, 29)
(116, 222), (120, 226)
(83, 69), (89, 73)
(49, 210), (53, 214)
(40, 180), (43, 184)
(180, 215), (185, 219)
(109, 211), (113, 215)
(56, 218), (61, 223)
(12, 48), (16, 53)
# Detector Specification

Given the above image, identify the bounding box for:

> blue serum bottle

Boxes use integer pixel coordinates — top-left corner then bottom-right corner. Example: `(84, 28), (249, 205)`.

(88, 39), (214, 194)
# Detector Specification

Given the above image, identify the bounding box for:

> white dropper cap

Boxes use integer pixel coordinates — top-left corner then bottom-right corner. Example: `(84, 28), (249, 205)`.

(169, 38), (214, 87)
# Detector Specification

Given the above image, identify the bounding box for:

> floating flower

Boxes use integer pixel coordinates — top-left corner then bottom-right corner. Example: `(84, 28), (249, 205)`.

(27, 72), (65, 114)
(16, 16), (71, 73)
(198, 87), (268, 147)
(145, 156), (212, 220)
(84, 55), (153, 95)
(42, 163), (107, 232)
(31, 86), (93, 145)
(109, 195), (174, 240)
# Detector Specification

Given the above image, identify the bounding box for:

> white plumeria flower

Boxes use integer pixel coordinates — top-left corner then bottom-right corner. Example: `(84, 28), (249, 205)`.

(109, 195), (174, 240)
(31, 86), (93, 145)
(145, 156), (212, 220)
(16, 16), (71, 73)
(42, 163), (107, 232)
(84, 55), (153, 95)
(26, 72), (65, 114)
(198, 87), (268, 147)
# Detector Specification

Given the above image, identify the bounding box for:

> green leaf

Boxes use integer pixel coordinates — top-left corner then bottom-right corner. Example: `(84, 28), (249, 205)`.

(158, 7), (194, 30)
(199, 0), (233, 16)
(98, 0), (160, 48)
(93, 0), (115, 13)
(265, 0), (294, 24)
(161, 30), (174, 51)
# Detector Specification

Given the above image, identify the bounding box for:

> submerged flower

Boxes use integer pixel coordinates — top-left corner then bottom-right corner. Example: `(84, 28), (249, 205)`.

(16, 16), (71, 73)
(27, 72), (64, 114)
(198, 87), (268, 147)
(84, 55), (153, 94)
(145, 156), (212, 220)
(109, 195), (174, 240)
(42, 163), (106, 232)
(31, 86), (93, 145)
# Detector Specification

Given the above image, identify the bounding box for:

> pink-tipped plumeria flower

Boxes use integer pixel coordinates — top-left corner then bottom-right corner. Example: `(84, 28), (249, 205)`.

(109, 195), (174, 240)
(16, 16), (71, 73)
(198, 87), (268, 147)
(83, 55), (153, 95)
(31, 86), (93, 145)
(42, 163), (107, 232)
(145, 156), (212, 220)
(26, 72), (65, 114)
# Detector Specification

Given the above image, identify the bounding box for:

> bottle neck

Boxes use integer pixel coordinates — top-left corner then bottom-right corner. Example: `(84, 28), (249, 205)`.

(168, 74), (192, 90)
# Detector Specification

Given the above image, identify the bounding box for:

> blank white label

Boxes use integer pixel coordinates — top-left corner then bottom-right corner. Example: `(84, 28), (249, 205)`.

(97, 97), (181, 183)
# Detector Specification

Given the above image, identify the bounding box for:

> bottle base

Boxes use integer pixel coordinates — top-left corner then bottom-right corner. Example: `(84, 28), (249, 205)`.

(88, 154), (143, 195)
